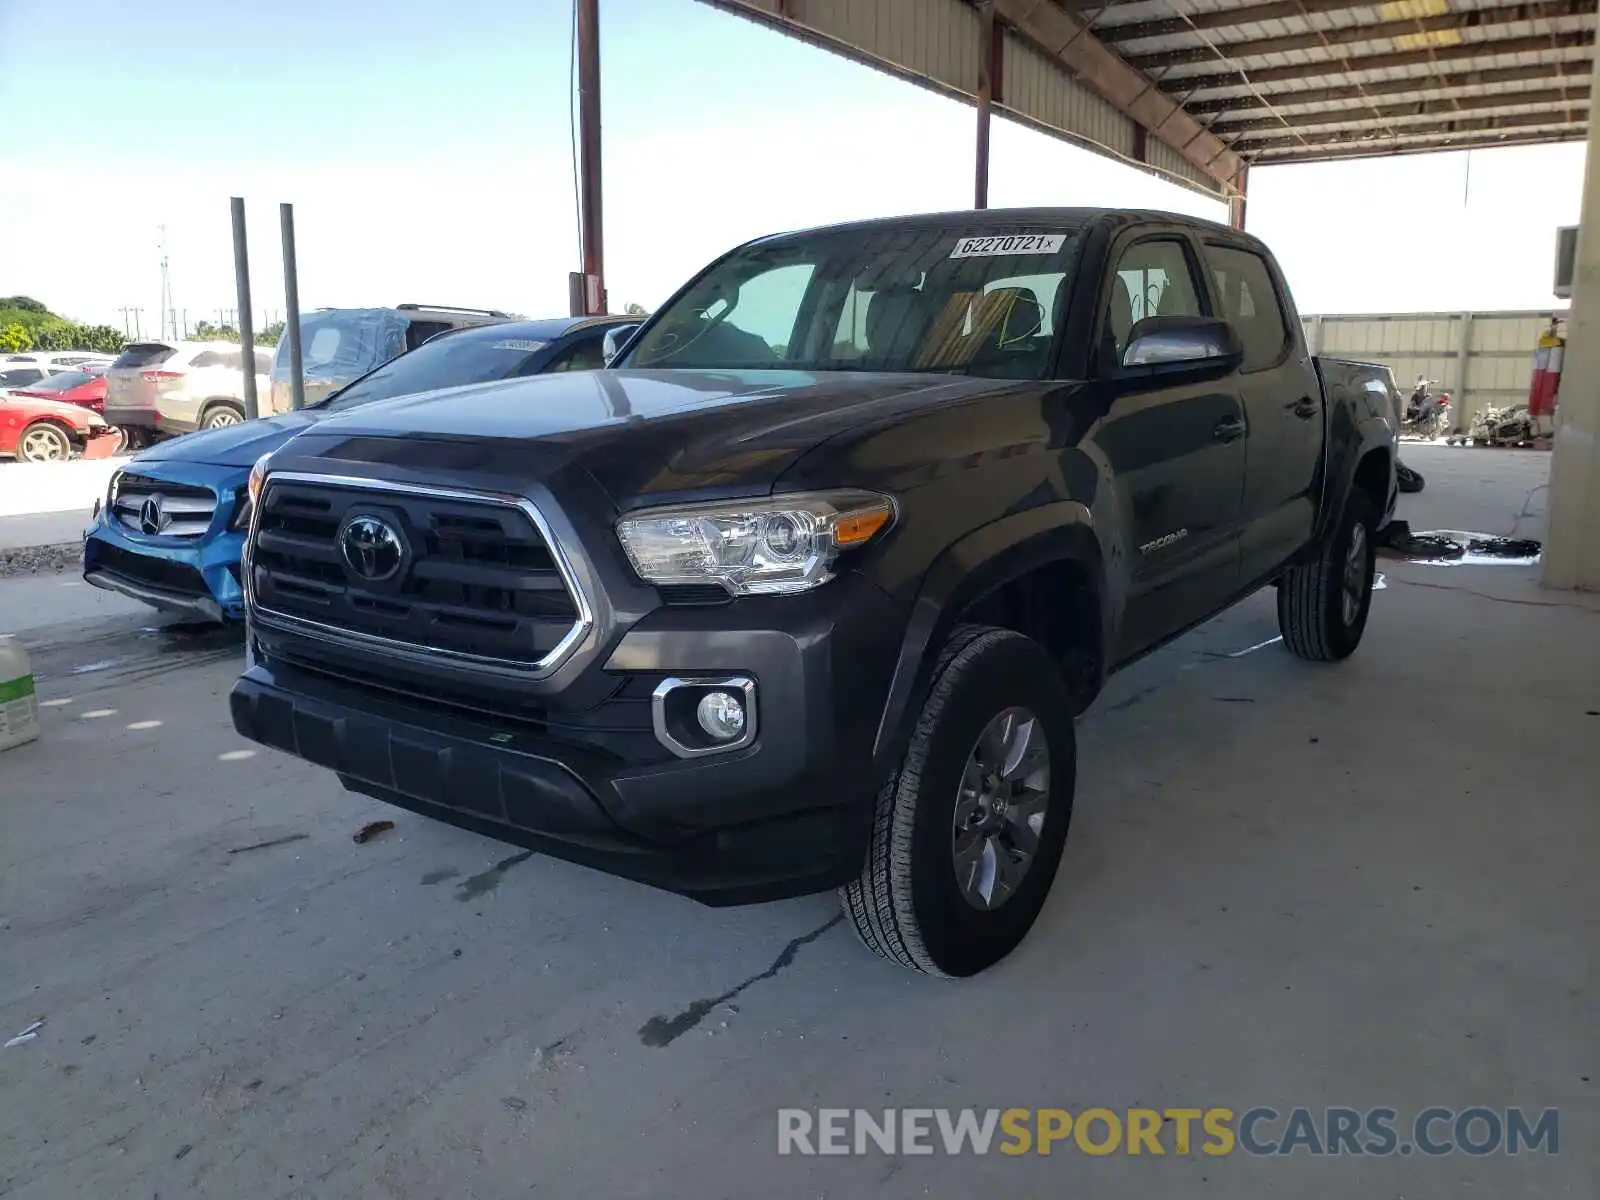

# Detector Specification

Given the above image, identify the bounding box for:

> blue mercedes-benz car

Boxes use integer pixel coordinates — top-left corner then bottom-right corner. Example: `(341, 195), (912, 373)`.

(83, 315), (640, 621)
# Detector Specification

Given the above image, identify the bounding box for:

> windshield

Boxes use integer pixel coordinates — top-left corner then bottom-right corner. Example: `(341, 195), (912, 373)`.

(624, 225), (1082, 379)
(314, 327), (552, 411)
(0, 367), (45, 387)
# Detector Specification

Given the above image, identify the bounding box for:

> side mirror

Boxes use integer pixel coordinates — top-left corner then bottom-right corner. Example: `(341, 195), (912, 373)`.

(602, 323), (643, 367)
(1120, 315), (1242, 374)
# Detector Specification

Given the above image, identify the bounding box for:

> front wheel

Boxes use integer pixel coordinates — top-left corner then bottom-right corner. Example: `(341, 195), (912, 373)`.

(1277, 488), (1376, 662)
(840, 626), (1075, 977)
(17, 421), (74, 463)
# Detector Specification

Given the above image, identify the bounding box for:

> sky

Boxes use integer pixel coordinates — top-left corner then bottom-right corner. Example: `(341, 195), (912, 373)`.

(0, 0), (1586, 333)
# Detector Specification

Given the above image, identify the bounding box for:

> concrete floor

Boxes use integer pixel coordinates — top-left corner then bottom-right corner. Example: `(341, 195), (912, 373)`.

(1, 446), (1595, 1199)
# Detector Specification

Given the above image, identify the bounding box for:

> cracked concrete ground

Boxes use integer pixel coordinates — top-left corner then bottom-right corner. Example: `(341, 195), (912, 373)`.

(1, 445), (1595, 1199)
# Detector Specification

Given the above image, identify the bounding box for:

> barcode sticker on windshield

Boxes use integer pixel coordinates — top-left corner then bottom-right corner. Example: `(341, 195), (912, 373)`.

(949, 233), (1066, 259)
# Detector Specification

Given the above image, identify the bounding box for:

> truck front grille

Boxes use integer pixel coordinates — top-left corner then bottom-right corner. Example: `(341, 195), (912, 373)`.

(249, 478), (586, 670)
(113, 472), (218, 538)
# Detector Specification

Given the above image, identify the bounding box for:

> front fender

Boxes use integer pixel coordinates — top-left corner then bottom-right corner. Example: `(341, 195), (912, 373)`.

(870, 501), (1104, 769)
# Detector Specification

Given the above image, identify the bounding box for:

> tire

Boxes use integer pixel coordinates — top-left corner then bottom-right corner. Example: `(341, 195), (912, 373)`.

(1277, 487), (1377, 662)
(201, 403), (245, 430)
(17, 421), (74, 463)
(840, 625), (1075, 977)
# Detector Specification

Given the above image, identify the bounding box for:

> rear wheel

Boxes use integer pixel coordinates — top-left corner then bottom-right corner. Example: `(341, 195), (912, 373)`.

(201, 403), (244, 430)
(1277, 488), (1376, 662)
(840, 626), (1075, 977)
(17, 421), (74, 463)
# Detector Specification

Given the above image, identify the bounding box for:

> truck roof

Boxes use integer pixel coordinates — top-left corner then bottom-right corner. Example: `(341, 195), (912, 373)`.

(758, 206), (1251, 245)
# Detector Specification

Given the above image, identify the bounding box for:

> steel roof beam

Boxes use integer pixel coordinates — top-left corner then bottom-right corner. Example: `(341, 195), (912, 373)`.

(1098, 0), (1402, 43)
(1159, 30), (1593, 89)
(1213, 85), (1590, 130)
(1253, 125), (1586, 161)
(1237, 106), (1590, 146)
(989, 0), (1244, 188)
(1184, 59), (1593, 112)
(1125, 0), (1596, 71)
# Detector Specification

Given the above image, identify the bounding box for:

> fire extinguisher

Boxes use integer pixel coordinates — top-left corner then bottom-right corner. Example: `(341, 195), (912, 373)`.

(1528, 319), (1564, 424)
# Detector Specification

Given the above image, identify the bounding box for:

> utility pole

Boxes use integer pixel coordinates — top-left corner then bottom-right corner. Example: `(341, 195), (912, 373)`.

(157, 224), (175, 341)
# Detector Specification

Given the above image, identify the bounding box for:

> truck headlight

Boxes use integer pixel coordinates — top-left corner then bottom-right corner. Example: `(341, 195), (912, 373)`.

(232, 453), (271, 531)
(616, 490), (895, 596)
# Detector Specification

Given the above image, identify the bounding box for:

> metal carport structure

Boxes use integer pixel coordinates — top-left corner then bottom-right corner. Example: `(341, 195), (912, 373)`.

(567, 0), (1600, 587)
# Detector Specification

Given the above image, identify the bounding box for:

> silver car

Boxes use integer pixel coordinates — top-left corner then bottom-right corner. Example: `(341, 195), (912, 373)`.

(103, 340), (272, 446)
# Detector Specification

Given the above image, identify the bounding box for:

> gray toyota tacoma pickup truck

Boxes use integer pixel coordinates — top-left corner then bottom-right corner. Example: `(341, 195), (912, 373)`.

(229, 209), (1396, 976)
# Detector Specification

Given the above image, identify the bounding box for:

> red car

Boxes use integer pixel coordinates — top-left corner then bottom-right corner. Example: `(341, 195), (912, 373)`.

(10, 366), (109, 414)
(0, 394), (120, 462)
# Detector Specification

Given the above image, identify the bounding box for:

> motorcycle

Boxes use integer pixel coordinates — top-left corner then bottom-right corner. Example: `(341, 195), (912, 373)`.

(1464, 403), (1534, 448)
(1401, 382), (1452, 440)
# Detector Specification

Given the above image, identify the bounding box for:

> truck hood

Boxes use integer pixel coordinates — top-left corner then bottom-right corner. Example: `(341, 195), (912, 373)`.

(135, 410), (325, 469)
(282, 368), (1016, 504)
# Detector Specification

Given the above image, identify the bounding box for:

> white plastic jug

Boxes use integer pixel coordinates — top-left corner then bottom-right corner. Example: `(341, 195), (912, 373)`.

(0, 638), (40, 751)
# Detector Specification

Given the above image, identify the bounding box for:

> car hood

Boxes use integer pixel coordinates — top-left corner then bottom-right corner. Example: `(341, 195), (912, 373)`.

(134, 410), (326, 468)
(275, 368), (1018, 504)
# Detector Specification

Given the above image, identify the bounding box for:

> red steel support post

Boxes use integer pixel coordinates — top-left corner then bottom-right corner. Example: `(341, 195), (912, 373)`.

(1229, 165), (1250, 230)
(577, 0), (607, 314)
(975, 3), (1003, 209)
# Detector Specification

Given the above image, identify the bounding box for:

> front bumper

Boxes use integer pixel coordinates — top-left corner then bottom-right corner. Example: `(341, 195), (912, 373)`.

(230, 574), (908, 904)
(83, 513), (246, 622)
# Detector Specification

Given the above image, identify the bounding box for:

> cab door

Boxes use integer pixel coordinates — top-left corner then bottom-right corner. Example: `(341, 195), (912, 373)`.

(1084, 232), (1246, 661)
(1200, 240), (1325, 584)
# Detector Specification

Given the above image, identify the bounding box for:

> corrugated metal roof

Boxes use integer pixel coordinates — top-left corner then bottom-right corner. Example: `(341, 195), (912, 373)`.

(702, 0), (1594, 197)
(1082, 0), (1595, 164)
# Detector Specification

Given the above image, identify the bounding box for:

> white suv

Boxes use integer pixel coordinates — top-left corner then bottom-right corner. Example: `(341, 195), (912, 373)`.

(103, 340), (272, 446)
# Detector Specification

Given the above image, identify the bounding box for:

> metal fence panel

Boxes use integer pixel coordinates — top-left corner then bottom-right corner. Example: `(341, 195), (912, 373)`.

(1303, 309), (1564, 432)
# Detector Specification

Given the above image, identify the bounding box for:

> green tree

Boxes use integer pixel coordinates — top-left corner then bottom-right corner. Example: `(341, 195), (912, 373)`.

(0, 296), (47, 313)
(0, 323), (32, 353)
(624, 303), (648, 317)
(256, 320), (285, 346)
(191, 320), (239, 342)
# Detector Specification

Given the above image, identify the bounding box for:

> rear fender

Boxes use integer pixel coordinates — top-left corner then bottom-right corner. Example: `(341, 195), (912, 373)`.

(1309, 368), (1396, 549)
(871, 502), (1104, 771)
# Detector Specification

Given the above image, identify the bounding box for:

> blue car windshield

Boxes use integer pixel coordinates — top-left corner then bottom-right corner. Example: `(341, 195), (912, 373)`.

(622, 223), (1084, 380)
(314, 330), (553, 412)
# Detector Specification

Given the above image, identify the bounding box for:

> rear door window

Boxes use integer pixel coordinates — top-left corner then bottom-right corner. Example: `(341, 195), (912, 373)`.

(111, 343), (176, 370)
(0, 367), (44, 387)
(1205, 244), (1291, 372)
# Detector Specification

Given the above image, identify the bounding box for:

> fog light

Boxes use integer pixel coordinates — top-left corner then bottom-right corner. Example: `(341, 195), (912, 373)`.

(696, 690), (746, 741)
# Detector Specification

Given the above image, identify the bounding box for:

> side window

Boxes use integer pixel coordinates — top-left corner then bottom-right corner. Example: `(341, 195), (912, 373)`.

(1101, 238), (1203, 365)
(1206, 244), (1290, 372)
(406, 321), (452, 350)
(544, 334), (608, 374)
(189, 351), (224, 369)
(254, 351), (272, 375)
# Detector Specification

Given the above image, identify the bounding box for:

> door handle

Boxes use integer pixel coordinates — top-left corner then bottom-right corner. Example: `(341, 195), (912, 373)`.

(1288, 396), (1319, 420)
(1212, 416), (1247, 443)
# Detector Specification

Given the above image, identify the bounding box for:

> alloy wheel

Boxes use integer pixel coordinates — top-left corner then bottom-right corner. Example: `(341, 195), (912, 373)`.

(951, 707), (1051, 911)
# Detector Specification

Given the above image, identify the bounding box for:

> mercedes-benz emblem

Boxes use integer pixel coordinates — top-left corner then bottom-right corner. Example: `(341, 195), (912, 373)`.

(138, 494), (166, 536)
(340, 515), (405, 582)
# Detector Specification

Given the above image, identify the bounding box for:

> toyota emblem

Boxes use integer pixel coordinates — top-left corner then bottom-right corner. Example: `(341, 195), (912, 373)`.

(340, 515), (405, 582)
(138, 494), (166, 536)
